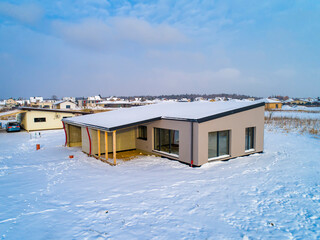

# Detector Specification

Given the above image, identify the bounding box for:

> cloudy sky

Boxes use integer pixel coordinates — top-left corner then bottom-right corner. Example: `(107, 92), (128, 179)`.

(1, 0), (320, 99)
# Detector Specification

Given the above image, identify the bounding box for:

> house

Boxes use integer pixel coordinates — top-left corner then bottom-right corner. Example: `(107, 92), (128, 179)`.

(30, 101), (54, 109)
(53, 100), (77, 110)
(17, 107), (89, 132)
(264, 98), (282, 110)
(62, 101), (265, 166)
(5, 98), (17, 108)
(30, 97), (44, 103)
(86, 96), (102, 107)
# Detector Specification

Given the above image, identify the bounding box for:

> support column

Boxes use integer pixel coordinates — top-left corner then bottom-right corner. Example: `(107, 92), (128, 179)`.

(113, 130), (116, 165)
(97, 130), (101, 157)
(105, 131), (108, 159)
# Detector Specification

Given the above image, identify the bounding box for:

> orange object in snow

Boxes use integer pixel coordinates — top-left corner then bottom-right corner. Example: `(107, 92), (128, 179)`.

(36, 144), (40, 150)
(69, 155), (74, 159)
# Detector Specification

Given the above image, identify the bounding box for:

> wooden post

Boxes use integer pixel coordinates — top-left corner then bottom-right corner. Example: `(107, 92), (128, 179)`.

(113, 130), (116, 165)
(105, 131), (108, 159)
(97, 130), (101, 157)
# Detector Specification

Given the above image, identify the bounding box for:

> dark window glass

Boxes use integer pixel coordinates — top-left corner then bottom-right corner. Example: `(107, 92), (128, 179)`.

(66, 105), (71, 109)
(34, 118), (46, 122)
(154, 127), (179, 156)
(245, 127), (255, 150)
(154, 128), (160, 150)
(208, 130), (230, 159)
(138, 126), (147, 140)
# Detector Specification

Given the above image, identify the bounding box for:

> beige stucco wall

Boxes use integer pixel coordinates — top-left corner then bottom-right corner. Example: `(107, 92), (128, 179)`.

(136, 119), (193, 165)
(20, 111), (75, 131)
(194, 106), (264, 166)
(57, 101), (77, 110)
(81, 127), (136, 155)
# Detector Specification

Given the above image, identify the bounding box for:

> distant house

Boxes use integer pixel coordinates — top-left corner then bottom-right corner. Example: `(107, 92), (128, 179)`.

(264, 98), (282, 110)
(30, 101), (54, 109)
(17, 107), (89, 132)
(97, 100), (153, 108)
(86, 96), (102, 107)
(53, 100), (77, 110)
(5, 98), (17, 108)
(291, 99), (308, 105)
(63, 101), (265, 166)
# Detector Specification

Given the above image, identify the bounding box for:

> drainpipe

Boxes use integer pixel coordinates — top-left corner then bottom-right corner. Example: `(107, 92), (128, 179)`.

(86, 127), (92, 155)
(62, 122), (67, 147)
(191, 121), (194, 167)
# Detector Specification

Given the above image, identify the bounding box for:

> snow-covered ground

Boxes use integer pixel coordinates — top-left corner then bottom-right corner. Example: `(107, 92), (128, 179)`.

(282, 105), (320, 112)
(1, 130), (320, 239)
(265, 110), (320, 120)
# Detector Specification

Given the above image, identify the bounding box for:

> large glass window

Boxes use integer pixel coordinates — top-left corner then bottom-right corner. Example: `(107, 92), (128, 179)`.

(208, 130), (230, 159)
(137, 126), (147, 140)
(245, 127), (255, 150)
(154, 128), (179, 156)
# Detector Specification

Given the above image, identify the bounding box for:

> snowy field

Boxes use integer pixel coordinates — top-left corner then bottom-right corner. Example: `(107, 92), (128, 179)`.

(265, 110), (320, 120)
(265, 106), (320, 120)
(1, 130), (320, 239)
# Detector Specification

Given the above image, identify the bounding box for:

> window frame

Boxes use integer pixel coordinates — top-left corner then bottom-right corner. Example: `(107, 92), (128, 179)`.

(34, 117), (46, 123)
(137, 126), (148, 140)
(245, 127), (255, 152)
(208, 130), (230, 160)
(153, 127), (179, 157)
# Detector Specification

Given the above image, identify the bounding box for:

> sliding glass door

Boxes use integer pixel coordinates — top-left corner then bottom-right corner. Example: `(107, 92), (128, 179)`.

(208, 130), (230, 159)
(154, 128), (179, 156)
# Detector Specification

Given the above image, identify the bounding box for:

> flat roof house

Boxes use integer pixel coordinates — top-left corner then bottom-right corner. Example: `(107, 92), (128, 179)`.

(62, 101), (265, 166)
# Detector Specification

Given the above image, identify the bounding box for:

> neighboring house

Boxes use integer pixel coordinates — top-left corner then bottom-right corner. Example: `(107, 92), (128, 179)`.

(264, 98), (282, 110)
(291, 99), (308, 105)
(5, 98), (17, 107)
(17, 107), (89, 132)
(30, 97), (44, 103)
(97, 100), (153, 108)
(16, 99), (30, 106)
(30, 101), (54, 109)
(63, 97), (76, 102)
(86, 96), (102, 107)
(63, 101), (265, 167)
(54, 100), (77, 110)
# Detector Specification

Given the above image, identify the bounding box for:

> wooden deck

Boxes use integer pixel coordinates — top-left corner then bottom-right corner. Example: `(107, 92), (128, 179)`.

(95, 150), (149, 165)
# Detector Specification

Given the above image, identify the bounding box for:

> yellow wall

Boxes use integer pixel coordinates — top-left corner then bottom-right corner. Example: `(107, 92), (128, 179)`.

(19, 110), (76, 131)
(81, 127), (136, 155)
(265, 102), (282, 110)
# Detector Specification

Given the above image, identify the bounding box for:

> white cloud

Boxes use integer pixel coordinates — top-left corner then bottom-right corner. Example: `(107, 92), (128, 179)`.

(52, 17), (187, 50)
(0, 2), (43, 24)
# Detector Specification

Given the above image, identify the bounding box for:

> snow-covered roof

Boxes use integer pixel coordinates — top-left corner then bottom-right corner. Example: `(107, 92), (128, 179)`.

(53, 100), (76, 105)
(260, 98), (281, 103)
(64, 101), (265, 131)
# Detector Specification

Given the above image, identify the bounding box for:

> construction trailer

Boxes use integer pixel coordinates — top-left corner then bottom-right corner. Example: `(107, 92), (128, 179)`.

(63, 101), (265, 166)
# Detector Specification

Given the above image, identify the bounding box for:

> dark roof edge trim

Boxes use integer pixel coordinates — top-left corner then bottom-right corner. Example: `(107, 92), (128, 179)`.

(63, 116), (162, 132)
(63, 102), (265, 130)
(18, 107), (90, 115)
(196, 102), (265, 123)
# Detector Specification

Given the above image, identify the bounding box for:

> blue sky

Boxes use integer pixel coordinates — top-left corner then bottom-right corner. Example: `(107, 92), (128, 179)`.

(0, 0), (320, 99)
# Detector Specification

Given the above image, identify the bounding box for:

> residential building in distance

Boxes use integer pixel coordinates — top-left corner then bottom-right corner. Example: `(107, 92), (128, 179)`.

(53, 100), (77, 110)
